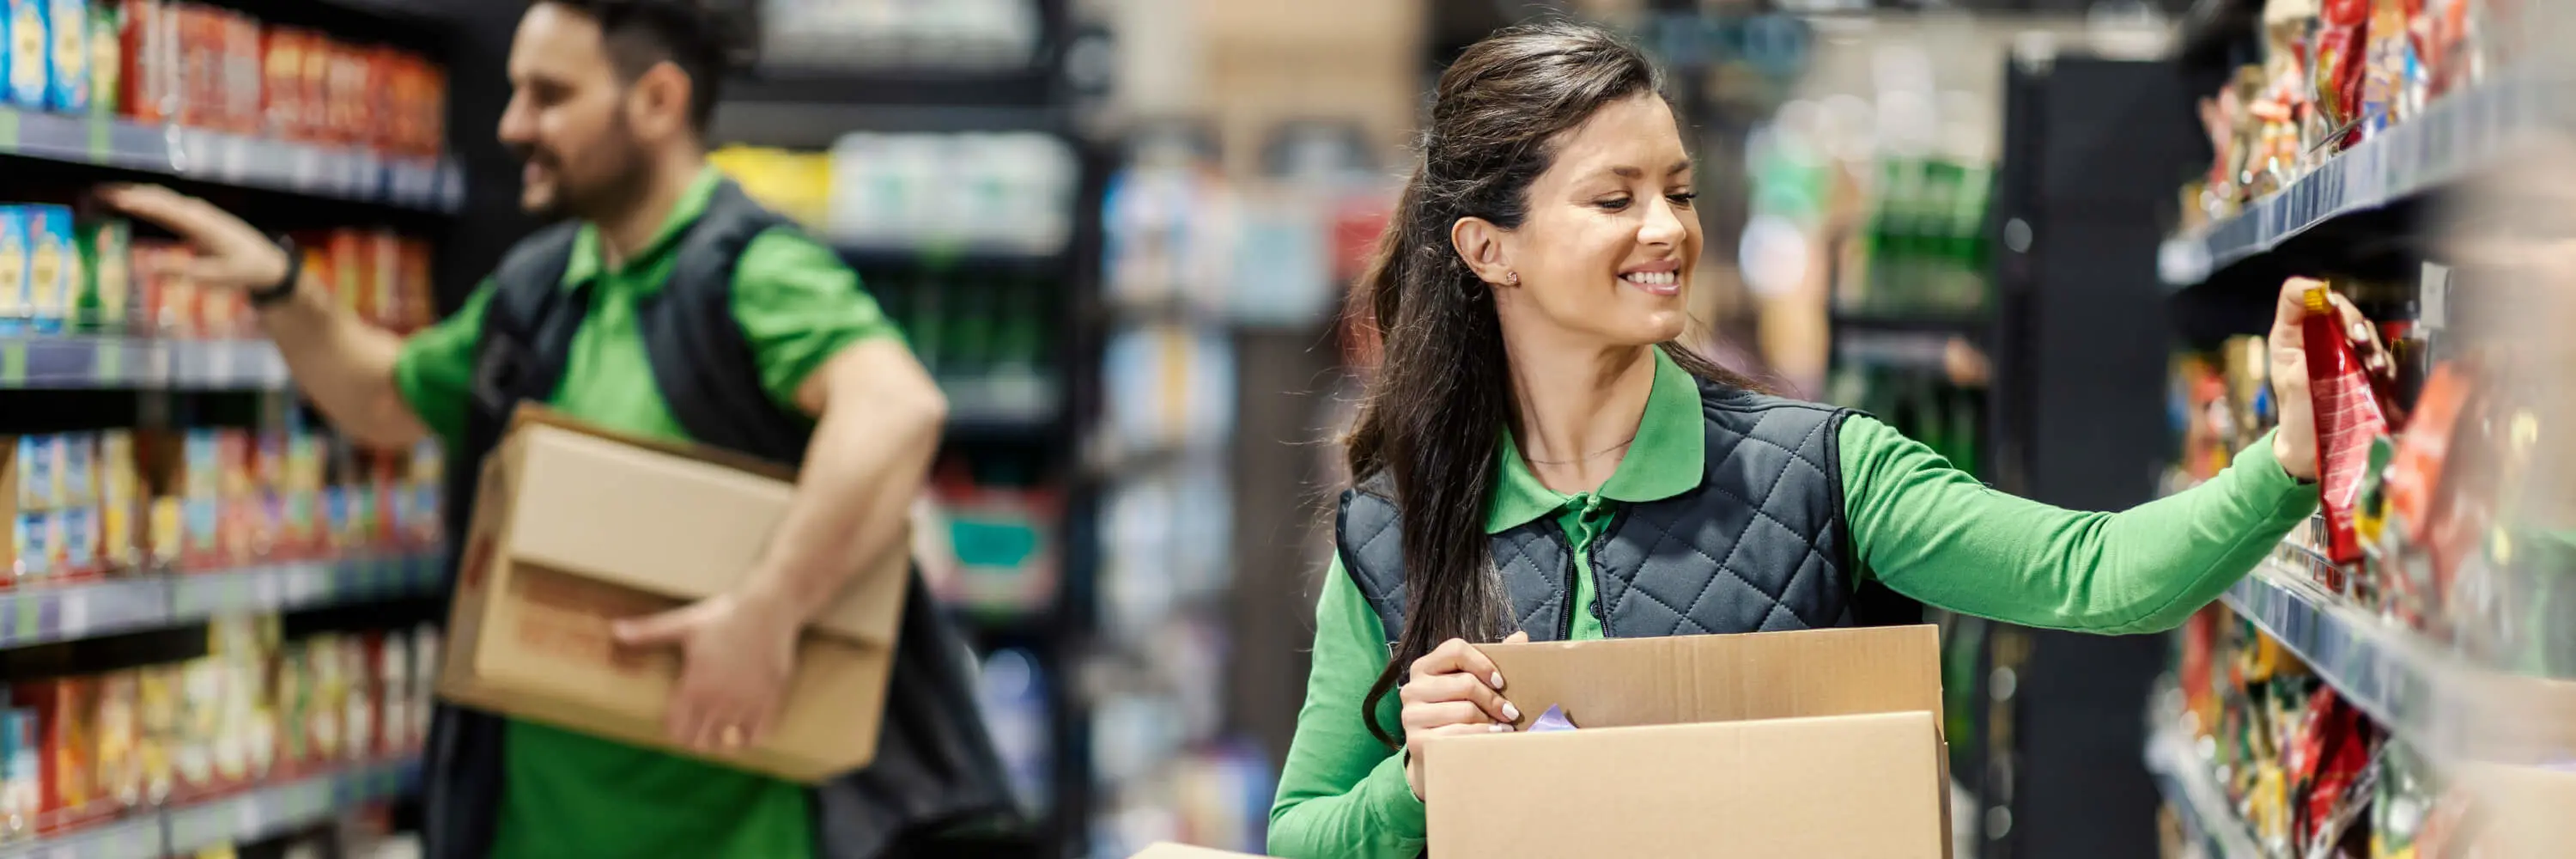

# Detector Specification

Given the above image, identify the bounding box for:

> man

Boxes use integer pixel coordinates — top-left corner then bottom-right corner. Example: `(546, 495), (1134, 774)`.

(103, 2), (1012, 856)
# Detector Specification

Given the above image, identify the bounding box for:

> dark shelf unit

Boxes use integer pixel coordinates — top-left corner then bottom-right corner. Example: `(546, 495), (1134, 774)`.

(708, 1), (1101, 851)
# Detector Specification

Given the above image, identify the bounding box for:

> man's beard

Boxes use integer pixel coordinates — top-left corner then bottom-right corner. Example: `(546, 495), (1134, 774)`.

(513, 127), (653, 222)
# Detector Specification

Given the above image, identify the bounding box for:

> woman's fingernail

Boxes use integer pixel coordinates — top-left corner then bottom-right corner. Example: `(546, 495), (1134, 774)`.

(2350, 321), (2370, 340)
(1502, 702), (1522, 722)
(1489, 722), (1513, 733)
(1488, 672), (1505, 691)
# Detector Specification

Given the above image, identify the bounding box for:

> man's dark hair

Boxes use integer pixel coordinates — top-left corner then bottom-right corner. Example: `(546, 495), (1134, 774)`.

(538, 0), (735, 132)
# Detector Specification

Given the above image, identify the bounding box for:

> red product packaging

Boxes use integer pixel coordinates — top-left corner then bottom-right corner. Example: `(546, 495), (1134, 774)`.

(173, 4), (220, 129)
(120, 0), (177, 124)
(327, 44), (369, 145)
(19, 679), (103, 834)
(300, 34), (331, 143)
(261, 27), (310, 139)
(421, 59), (447, 157)
(2297, 281), (2392, 567)
(398, 238), (434, 331)
(2315, 0), (2370, 149)
(226, 12), (264, 134)
(368, 48), (400, 156)
(330, 229), (370, 322)
(368, 230), (400, 327)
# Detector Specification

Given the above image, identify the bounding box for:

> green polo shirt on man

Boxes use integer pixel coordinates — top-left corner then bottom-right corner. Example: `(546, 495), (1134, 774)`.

(1267, 346), (2318, 859)
(392, 167), (901, 859)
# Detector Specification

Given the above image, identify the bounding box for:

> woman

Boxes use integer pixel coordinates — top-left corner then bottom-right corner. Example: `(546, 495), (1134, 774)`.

(1268, 21), (2372, 859)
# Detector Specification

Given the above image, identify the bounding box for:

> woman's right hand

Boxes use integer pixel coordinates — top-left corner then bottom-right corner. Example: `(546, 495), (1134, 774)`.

(1399, 631), (1528, 799)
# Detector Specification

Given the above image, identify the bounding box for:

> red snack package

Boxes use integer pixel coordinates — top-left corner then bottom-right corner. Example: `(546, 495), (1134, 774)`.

(120, 0), (174, 123)
(2314, 0), (2370, 149)
(301, 34), (332, 143)
(2296, 280), (2391, 566)
(329, 229), (369, 322)
(261, 27), (309, 138)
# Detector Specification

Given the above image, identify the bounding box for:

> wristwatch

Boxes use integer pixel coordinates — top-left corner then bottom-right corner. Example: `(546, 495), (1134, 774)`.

(247, 235), (301, 308)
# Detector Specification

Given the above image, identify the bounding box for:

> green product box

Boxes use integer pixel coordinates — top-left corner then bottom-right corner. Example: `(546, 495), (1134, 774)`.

(76, 218), (126, 331)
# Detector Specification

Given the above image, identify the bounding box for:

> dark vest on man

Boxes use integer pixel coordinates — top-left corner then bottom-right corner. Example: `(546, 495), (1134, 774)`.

(421, 180), (1018, 859)
(1338, 382), (1895, 646)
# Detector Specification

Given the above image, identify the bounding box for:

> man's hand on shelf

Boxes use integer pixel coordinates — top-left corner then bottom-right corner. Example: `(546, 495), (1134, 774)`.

(99, 184), (290, 292)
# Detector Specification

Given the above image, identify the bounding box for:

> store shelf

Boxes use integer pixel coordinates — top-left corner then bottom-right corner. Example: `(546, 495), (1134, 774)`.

(942, 374), (1061, 437)
(0, 107), (463, 213)
(0, 551), (446, 649)
(0, 758), (420, 859)
(1829, 310), (1990, 338)
(2220, 541), (2576, 762)
(162, 758), (418, 855)
(836, 244), (1074, 277)
(2143, 716), (2261, 859)
(1832, 327), (1973, 375)
(0, 337), (290, 391)
(2159, 76), (2560, 292)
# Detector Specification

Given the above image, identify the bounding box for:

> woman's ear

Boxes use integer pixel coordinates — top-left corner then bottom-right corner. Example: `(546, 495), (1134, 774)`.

(1451, 216), (1515, 287)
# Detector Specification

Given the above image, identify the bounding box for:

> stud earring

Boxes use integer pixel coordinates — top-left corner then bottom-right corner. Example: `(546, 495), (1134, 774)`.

(1505, 271), (1520, 286)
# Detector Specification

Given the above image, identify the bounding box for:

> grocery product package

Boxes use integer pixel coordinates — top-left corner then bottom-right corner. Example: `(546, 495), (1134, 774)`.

(435, 406), (908, 783)
(2294, 280), (2393, 567)
(1419, 625), (1950, 859)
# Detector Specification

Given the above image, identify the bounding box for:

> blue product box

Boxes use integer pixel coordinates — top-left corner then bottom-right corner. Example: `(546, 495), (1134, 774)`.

(25, 204), (69, 335)
(15, 511), (50, 580)
(182, 430), (217, 497)
(0, 708), (34, 822)
(15, 435), (52, 511)
(57, 430), (88, 506)
(5, 0), (44, 109)
(43, 0), (78, 113)
(60, 504), (90, 572)
(0, 206), (25, 332)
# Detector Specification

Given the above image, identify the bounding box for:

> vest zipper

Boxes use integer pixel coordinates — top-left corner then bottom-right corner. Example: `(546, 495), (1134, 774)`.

(1557, 539), (1579, 642)
(1561, 494), (1608, 641)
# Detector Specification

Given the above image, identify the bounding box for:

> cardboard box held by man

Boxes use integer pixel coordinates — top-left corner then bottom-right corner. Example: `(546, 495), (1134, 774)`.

(436, 406), (907, 782)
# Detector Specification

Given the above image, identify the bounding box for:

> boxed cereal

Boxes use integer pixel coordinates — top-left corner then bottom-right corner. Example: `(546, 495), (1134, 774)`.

(45, 0), (82, 112)
(0, 206), (29, 332)
(25, 204), (73, 335)
(6, 0), (47, 109)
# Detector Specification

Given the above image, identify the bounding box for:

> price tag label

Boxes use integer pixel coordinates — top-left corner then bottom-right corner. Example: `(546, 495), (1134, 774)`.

(253, 570), (282, 609)
(59, 589), (86, 638)
(86, 112), (110, 163)
(1, 340), (27, 387)
(235, 795), (264, 838)
(94, 338), (120, 384)
(15, 590), (39, 644)
(0, 108), (21, 150)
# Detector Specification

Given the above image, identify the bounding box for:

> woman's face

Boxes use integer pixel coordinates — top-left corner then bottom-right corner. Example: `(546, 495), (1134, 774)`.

(1485, 94), (1700, 350)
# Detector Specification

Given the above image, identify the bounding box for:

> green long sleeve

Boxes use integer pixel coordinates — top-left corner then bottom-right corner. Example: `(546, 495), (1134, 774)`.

(1841, 415), (2315, 634)
(1267, 557), (1425, 859)
(1267, 416), (2317, 856)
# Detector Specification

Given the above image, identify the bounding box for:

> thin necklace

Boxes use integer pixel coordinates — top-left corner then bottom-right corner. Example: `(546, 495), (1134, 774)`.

(1523, 434), (1638, 466)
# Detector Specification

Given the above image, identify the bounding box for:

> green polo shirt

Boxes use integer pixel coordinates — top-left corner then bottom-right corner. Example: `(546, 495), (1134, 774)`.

(1267, 346), (2318, 859)
(392, 167), (900, 859)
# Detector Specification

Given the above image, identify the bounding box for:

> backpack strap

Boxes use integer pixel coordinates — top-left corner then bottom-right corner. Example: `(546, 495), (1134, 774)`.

(426, 220), (584, 859)
(630, 180), (1023, 850)
(632, 180), (810, 464)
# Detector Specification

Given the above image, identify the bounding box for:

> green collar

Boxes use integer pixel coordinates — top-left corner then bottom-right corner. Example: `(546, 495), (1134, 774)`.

(1485, 347), (1706, 533)
(559, 165), (726, 291)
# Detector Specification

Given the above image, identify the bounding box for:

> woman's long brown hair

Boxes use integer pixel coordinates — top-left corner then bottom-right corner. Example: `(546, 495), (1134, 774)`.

(1345, 21), (1765, 747)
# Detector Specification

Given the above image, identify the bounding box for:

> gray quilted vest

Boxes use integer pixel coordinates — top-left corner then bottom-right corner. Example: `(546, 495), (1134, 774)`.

(1338, 381), (1859, 643)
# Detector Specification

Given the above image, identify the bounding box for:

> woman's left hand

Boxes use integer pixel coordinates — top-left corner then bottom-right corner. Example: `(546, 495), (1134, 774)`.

(2267, 277), (2396, 483)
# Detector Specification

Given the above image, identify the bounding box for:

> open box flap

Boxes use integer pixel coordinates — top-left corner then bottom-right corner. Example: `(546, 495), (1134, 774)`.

(486, 406), (907, 648)
(1473, 624), (1944, 735)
